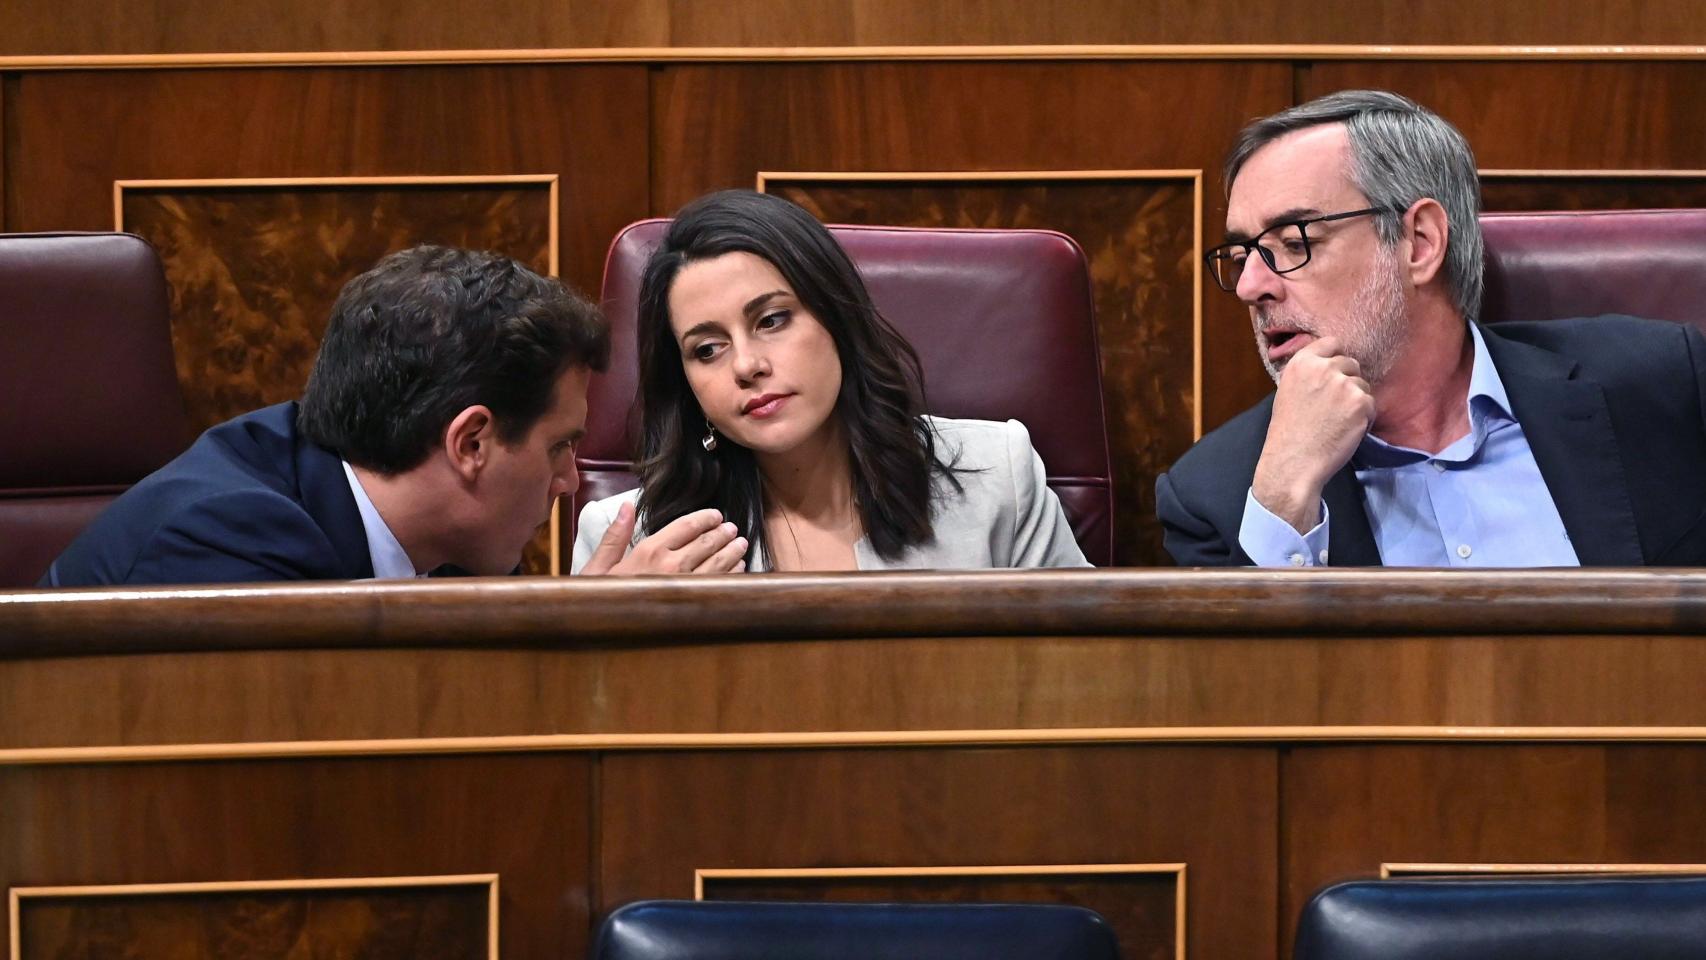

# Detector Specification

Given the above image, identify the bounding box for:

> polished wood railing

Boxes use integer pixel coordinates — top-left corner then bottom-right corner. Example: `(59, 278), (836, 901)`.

(6, 570), (1706, 960)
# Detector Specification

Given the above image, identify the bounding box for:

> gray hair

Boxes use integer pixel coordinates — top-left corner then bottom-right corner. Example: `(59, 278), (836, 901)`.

(1224, 90), (1484, 322)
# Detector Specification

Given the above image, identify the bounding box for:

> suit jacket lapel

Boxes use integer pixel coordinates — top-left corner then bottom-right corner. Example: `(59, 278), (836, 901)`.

(1324, 467), (1382, 566)
(1481, 325), (1644, 565)
(290, 416), (377, 579)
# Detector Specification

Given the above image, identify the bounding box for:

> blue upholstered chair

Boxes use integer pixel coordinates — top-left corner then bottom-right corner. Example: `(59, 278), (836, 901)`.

(592, 900), (1121, 960)
(1294, 876), (1706, 960)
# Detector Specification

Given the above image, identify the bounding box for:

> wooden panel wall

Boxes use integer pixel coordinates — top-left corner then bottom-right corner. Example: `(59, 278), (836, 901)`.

(17, 882), (492, 960)
(5, 65), (644, 295)
(15, 739), (1706, 960)
(7, 1), (1706, 54)
(6, 53), (1705, 565)
(600, 746), (1276, 960)
(1, 754), (592, 960)
(8, 575), (1706, 958)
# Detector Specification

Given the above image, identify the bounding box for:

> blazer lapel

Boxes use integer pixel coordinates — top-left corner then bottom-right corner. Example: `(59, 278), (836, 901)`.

(1482, 326), (1644, 565)
(1324, 467), (1382, 566)
(292, 425), (377, 579)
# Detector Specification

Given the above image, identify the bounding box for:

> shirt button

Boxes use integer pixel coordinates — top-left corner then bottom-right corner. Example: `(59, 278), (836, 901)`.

(1457, 544), (1473, 559)
(1431, 461), (1446, 472)
(1289, 553), (1307, 567)
(1318, 549), (1330, 564)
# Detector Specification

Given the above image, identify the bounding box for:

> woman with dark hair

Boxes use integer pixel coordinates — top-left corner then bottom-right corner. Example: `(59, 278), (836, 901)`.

(572, 190), (1087, 572)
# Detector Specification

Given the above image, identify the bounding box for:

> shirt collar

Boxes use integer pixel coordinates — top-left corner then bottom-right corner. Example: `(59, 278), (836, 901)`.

(341, 460), (420, 579)
(1464, 322), (1513, 422)
(1356, 323), (1513, 467)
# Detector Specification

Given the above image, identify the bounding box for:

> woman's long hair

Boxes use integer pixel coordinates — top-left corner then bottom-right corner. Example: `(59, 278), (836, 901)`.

(634, 190), (958, 567)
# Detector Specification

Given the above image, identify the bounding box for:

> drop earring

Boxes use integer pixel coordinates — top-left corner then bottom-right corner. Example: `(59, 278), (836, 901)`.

(701, 419), (719, 452)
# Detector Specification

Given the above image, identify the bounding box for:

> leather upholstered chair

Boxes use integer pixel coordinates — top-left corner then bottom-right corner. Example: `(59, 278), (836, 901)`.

(592, 899), (1121, 960)
(0, 232), (191, 587)
(1480, 208), (1706, 334)
(1294, 876), (1706, 960)
(579, 220), (1115, 565)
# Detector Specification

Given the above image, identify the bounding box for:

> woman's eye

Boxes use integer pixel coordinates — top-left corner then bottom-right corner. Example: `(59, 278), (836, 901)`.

(691, 342), (720, 361)
(757, 310), (790, 330)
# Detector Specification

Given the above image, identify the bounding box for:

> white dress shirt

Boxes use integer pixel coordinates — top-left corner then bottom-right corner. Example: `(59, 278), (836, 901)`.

(341, 460), (421, 579)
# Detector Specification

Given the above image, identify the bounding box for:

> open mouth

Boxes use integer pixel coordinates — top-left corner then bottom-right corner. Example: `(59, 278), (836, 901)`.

(1264, 328), (1312, 362)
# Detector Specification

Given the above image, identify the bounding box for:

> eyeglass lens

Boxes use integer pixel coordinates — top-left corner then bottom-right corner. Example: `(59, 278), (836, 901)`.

(1210, 222), (1311, 291)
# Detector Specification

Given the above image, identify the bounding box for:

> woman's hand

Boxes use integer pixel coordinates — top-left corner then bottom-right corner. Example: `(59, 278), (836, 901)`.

(578, 501), (748, 575)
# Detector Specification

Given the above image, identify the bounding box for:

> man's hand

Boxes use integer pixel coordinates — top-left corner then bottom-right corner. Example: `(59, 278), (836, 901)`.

(1251, 337), (1376, 533)
(578, 501), (748, 575)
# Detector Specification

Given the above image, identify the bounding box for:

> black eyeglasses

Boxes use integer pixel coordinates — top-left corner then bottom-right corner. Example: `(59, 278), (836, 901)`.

(1203, 207), (1391, 293)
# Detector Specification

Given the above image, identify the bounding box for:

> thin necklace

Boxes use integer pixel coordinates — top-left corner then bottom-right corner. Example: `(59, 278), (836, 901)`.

(771, 498), (804, 571)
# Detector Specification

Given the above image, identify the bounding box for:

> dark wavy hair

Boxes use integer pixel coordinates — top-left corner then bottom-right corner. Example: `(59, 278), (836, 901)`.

(634, 190), (958, 567)
(299, 245), (608, 473)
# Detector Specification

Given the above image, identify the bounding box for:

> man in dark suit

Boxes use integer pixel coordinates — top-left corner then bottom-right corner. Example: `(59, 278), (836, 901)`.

(1156, 90), (1706, 567)
(43, 245), (747, 586)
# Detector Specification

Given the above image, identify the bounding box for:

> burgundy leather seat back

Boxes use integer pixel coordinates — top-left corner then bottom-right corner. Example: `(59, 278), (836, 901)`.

(0, 232), (191, 587)
(579, 220), (1114, 565)
(1480, 209), (1706, 335)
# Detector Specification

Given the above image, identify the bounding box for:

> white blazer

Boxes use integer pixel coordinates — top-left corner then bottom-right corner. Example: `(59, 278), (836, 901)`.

(572, 417), (1090, 572)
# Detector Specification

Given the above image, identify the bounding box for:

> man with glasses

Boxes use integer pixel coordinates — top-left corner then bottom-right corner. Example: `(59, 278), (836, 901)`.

(1156, 89), (1706, 567)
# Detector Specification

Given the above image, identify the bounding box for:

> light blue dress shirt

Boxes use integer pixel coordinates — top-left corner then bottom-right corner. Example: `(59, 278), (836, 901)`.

(1239, 324), (1581, 568)
(341, 460), (422, 579)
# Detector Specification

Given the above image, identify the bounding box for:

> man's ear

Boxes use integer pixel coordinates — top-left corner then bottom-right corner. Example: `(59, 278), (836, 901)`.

(444, 405), (496, 482)
(1403, 197), (1450, 288)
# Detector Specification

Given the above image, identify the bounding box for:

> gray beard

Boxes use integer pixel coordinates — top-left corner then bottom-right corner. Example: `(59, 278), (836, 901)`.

(1254, 249), (1409, 386)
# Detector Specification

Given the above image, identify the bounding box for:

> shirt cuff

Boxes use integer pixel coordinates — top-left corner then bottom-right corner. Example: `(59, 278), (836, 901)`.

(1238, 488), (1332, 567)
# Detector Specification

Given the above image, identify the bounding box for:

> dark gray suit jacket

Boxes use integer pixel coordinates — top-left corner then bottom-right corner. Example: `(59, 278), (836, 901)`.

(1155, 316), (1706, 567)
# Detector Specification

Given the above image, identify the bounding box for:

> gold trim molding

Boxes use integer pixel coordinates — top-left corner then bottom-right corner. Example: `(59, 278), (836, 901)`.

(8, 874), (500, 960)
(1483, 168), (1706, 179)
(1383, 862), (1706, 877)
(695, 862), (1187, 960)
(6, 45), (1706, 71)
(12, 725), (1706, 767)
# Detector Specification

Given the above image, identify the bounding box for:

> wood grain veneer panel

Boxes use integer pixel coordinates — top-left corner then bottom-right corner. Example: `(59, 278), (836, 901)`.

(8, 65), (646, 297)
(118, 181), (553, 434)
(11, 570), (1706, 746)
(1303, 61), (1706, 171)
(652, 60), (1289, 433)
(116, 179), (556, 573)
(10, 65), (644, 574)
(0, 78), (7, 229)
(8, 1), (1706, 54)
(1279, 743), (1706, 957)
(15, 883), (489, 960)
(768, 176), (1195, 566)
(0, 754), (590, 960)
(0, 0), (667, 55)
(702, 870), (1180, 960)
(818, 1), (1706, 46)
(600, 746), (1275, 960)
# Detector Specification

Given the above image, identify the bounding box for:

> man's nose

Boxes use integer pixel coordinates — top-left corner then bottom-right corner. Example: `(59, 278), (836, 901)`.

(1235, 248), (1285, 303)
(554, 460), (579, 498)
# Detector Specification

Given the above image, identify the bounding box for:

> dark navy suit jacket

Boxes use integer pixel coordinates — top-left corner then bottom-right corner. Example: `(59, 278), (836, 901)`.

(41, 402), (375, 586)
(1156, 316), (1706, 567)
